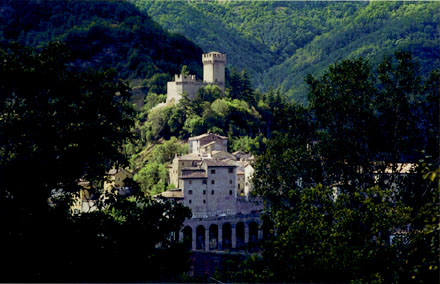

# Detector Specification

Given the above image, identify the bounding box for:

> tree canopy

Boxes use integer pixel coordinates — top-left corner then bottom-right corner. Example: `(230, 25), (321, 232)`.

(215, 53), (439, 283)
(0, 42), (191, 282)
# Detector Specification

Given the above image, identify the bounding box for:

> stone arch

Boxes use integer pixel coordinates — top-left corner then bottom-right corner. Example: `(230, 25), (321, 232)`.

(249, 221), (259, 250)
(196, 225), (205, 250)
(236, 222), (245, 249)
(209, 224), (218, 250)
(222, 223), (232, 250)
(263, 220), (274, 240)
(183, 226), (192, 250)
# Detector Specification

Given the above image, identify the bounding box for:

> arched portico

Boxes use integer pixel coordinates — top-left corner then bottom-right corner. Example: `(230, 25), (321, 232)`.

(183, 226), (192, 250)
(222, 223), (232, 250)
(196, 225), (205, 250)
(236, 222), (245, 249)
(209, 224), (218, 250)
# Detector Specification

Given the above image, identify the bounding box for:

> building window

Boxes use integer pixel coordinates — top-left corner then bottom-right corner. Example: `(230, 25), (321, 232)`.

(181, 162), (184, 166)
(228, 167), (233, 173)
(189, 180), (192, 184)
(189, 200), (192, 204)
(203, 180), (207, 184)
(238, 184), (241, 189)
(229, 190), (233, 195)
(203, 190), (206, 195)
(211, 169), (216, 174)
(211, 180), (215, 185)
(189, 190), (192, 195)
(203, 200), (206, 204)
(229, 180), (232, 184)
(211, 190), (214, 195)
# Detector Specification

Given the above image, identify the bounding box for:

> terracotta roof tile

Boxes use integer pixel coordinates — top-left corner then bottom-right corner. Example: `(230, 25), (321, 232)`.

(178, 153), (202, 160)
(203, 159), (237, 167)
(180, 171), (207, 179)
(157, 189), (184, 199)
(188, 133), (227, 141)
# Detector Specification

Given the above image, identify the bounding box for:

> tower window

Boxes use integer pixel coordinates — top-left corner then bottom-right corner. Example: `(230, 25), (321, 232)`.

(203, 190), (206, 195)
(203, 200), (206, 204)
(203, 180), (207, 184)
(229, 180), (232, 184)
(188, 190), (192, 195)
(229, 190), (233, 195)
(211, 169), (216, 174)
(189, 200), (192, 204)
(211, 180), (215, 185)
(228, 168), (233, 173)
(211, 190), (214, 195)
(189, 180), (192, 184)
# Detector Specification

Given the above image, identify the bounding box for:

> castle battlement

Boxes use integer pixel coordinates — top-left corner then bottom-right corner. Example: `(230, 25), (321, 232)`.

(175, 74), (197, 82)
(166, 52), (226, 105)
(202, 52), (226, 64)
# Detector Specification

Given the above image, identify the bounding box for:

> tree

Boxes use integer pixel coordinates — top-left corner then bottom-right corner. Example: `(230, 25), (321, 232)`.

(226, 68), (255, 105)
(247, 54), (439, 283)
(0, 42), (133, 212)
(375, 51), (424, 161)
(0, 43), (192, 282)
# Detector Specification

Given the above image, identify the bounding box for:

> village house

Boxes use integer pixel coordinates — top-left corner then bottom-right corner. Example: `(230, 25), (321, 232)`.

(158, 133), (264, 251)
(71, 168), (133, 214)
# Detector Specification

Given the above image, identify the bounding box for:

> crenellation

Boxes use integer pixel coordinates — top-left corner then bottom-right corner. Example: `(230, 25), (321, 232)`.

(166, 52), (226, 105)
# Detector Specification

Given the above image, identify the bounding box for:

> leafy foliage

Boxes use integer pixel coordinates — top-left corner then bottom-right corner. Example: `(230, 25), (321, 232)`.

(135, 0), (439, 103)
(0, 43), (191, 282)
(0, 0), (203, 81)
(216, 53), (439, 283)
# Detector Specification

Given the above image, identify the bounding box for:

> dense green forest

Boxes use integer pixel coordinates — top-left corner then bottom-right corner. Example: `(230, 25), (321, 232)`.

(2, 0), (437, 103)
(0, 42), (192, 282)
(0, 0), (438, 282)
(0, 0), (203, 83)
(134, 0), (439, 103)
(209, 52), (439, 283)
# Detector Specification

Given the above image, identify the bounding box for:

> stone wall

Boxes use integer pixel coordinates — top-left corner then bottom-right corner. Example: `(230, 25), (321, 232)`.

(181, 213), (262, 252)
(183, 165), (237, 217)
(166, 79), (205, 104)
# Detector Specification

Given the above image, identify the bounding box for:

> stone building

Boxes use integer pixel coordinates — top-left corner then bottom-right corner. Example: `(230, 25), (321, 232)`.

(188, 133), (228, 154)
(166, 52), (226, 105)
(158, 133), (264, 252)
(70, 168), (133, 214)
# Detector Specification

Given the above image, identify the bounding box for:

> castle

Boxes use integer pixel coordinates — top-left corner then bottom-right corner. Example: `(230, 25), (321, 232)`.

(166, 52), (226, 105)
(158, 133), (264, 251)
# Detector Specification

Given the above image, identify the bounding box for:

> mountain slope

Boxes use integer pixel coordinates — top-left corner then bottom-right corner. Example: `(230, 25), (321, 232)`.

(263, 1), (440, 102)
(0, 0), (204, 81)
(134, 0), (439, 103)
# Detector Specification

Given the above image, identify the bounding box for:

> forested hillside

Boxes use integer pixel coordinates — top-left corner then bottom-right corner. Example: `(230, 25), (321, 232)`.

(0, 0), (203, 81)
(134, 0), (439, 103)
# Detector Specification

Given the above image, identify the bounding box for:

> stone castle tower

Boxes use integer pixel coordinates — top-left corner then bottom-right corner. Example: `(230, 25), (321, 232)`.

(202, 52), (226, 93)
(165, 52), (226, 105)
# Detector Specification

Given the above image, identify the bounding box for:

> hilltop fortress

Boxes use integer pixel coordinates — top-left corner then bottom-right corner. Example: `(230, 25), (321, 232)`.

(166, 52), (226, 105)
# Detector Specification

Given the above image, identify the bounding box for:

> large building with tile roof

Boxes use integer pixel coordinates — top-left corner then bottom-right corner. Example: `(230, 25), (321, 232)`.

(158, 133), (263, 252)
